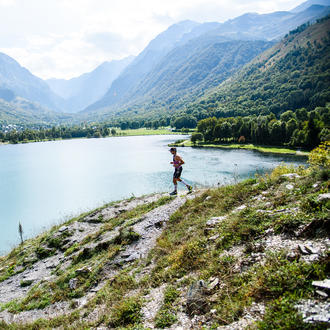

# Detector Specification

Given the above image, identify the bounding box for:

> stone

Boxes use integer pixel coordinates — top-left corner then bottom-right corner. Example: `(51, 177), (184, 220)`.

(304, 245), (320, 255)
(124, 252), (140, 262)
(298, 245), (309, 255)
(76, 267), (91, 275)
(206, 216), (226, 226)
(208, 234), (219, 241)
(186, 280), (208, 315)
(315, 290), (328, 298)
(286, 184), (294, 190)
(204, 227), (213, 235)
(69, 278), (78, 290)
(234, 205), (247, 212)
(58, 226), (69, 232)
(281, 173), (301, 180)
(317, 193), (330, 202)
(312, 279), (330, 291)
(205, 196), (212, 201)
(208, 278), (219, 291)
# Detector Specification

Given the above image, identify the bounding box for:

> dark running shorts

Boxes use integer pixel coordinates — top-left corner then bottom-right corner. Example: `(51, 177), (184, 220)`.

(173, 166), (182, 179)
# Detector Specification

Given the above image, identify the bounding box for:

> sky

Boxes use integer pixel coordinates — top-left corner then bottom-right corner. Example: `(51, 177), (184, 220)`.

(0, 0), (305, 80)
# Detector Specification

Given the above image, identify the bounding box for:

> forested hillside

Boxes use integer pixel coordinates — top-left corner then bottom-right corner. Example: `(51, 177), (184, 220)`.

(0, 98), (71, 127)
(185, 17), (330, 119)
(114, 39), (274, 113)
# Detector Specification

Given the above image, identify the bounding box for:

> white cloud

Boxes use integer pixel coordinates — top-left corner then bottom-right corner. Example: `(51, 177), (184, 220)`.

(0, 0), (304, 79)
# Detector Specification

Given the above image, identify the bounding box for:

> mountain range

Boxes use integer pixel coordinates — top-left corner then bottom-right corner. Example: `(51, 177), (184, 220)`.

(46, 56), (134, 113)
(0, 0), (329, 126)
(83, 0), (330, 116)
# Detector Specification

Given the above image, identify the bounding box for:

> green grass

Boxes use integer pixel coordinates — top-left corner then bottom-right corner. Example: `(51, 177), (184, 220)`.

(116, 127), (183, 136)
(170, 139), (309, 156)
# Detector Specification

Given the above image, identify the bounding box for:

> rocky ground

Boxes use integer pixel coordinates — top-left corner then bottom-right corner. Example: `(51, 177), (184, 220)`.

(0, 169), (329, 329)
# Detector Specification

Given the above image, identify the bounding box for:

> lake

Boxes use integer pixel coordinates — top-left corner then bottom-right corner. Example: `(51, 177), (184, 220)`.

(0, 135), (306, 254)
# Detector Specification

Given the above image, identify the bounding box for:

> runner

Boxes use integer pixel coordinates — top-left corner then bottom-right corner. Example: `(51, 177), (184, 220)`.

(169, 147), (193, 195)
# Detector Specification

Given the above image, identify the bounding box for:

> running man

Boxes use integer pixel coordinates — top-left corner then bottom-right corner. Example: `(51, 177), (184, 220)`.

(169, 147), (192, 195)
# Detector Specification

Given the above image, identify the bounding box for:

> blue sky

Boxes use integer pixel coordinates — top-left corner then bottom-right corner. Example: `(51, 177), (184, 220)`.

(0, 0), (304, 79)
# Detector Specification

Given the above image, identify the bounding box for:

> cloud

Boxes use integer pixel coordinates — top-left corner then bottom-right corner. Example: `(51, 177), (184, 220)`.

(0, 0), (304, 79)
(85, 32), (129, 54)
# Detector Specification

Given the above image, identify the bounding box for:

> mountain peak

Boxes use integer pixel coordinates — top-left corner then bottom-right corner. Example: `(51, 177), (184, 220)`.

(291, 0), (330, 13)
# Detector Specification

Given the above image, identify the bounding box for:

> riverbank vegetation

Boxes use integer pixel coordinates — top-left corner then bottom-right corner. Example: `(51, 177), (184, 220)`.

(0, 143), (328, 328)
(0, 126), (181, 144)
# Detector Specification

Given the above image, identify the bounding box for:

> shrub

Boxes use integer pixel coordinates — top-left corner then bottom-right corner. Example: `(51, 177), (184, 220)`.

(308, 141), (330, 168)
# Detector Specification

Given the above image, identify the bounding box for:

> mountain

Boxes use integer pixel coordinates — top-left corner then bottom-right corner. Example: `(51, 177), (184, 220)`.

(84, 20), (213, 112)
(46, 57), (134, 113)
(205, 3), (330, 41)
(0, 52), (64, 112)
(291, 0), (330, 13)
(0, 97), (71, 126)
(111, 38), (274, 114)
(84, 4), (330, 116)
(186, 16), (330, 119)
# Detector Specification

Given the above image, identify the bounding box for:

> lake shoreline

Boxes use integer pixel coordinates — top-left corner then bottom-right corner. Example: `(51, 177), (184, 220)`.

(0, 128), (186, 146)
(169, 139), (309, 156)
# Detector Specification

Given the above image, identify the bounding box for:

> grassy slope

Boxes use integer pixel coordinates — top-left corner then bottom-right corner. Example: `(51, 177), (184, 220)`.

(0, 165), (328, 329)
(170, 138), (309, 155)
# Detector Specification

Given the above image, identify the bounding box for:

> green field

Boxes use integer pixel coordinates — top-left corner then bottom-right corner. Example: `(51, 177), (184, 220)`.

(115, 128), (184, 136)
(169, 139), (309, 156)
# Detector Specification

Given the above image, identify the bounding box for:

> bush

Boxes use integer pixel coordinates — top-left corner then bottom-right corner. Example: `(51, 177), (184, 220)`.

(109, 296), (142, 327)
(308, 141), (330, 168)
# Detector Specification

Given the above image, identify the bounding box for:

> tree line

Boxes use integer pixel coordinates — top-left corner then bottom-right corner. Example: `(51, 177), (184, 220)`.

(191, 105), (329, 150)
(0, 125), (117, 144)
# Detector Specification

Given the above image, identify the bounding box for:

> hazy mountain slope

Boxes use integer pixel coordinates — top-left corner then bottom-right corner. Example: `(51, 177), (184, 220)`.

(120, 38), (274, 111)
(291, 0), (330, 13)
(206, 4), (330, 41)
(84, 4), (330, 117)
(46, 57), (134, 113)
(83, 20), (216, 112)
(187, 16), (330, 118)
(0, 97), (70, 126)
(0, 53), (64, 112)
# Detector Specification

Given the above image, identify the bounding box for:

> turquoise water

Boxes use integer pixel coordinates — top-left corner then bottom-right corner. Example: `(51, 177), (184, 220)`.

(0, 135), (306, 254)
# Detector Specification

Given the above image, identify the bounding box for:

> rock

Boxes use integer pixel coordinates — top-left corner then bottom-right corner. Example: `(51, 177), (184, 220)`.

(208, 234), (219, 241)
(206, 216), (226, 226)
(186, 280), (208, 315)
(281, 173), (301, 180)
(312, 279), (330, 291)
(234, 205), (247, 212)
(315, 290), (328, 299)
(298, 245), (310, 255)
(295, 299), (330, 324)
(204, 227), (213, 235)
(304, 245), (320, 255)
(76, 267), (92, 275)
(123, 252), (140, 262)
(287, 251), (300, 261)
(317, 193), (330, 202)
(205, 196), (212, 201)
(69, 278), (78, 290)
(58, 226), (69, 232)
(286, 184), (294, 190)
(208, 278), (219, 291)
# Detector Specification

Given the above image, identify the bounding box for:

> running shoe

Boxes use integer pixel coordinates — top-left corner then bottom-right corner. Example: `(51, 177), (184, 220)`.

(169, 190), (177, 196)
(187, 185), (193, 194)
